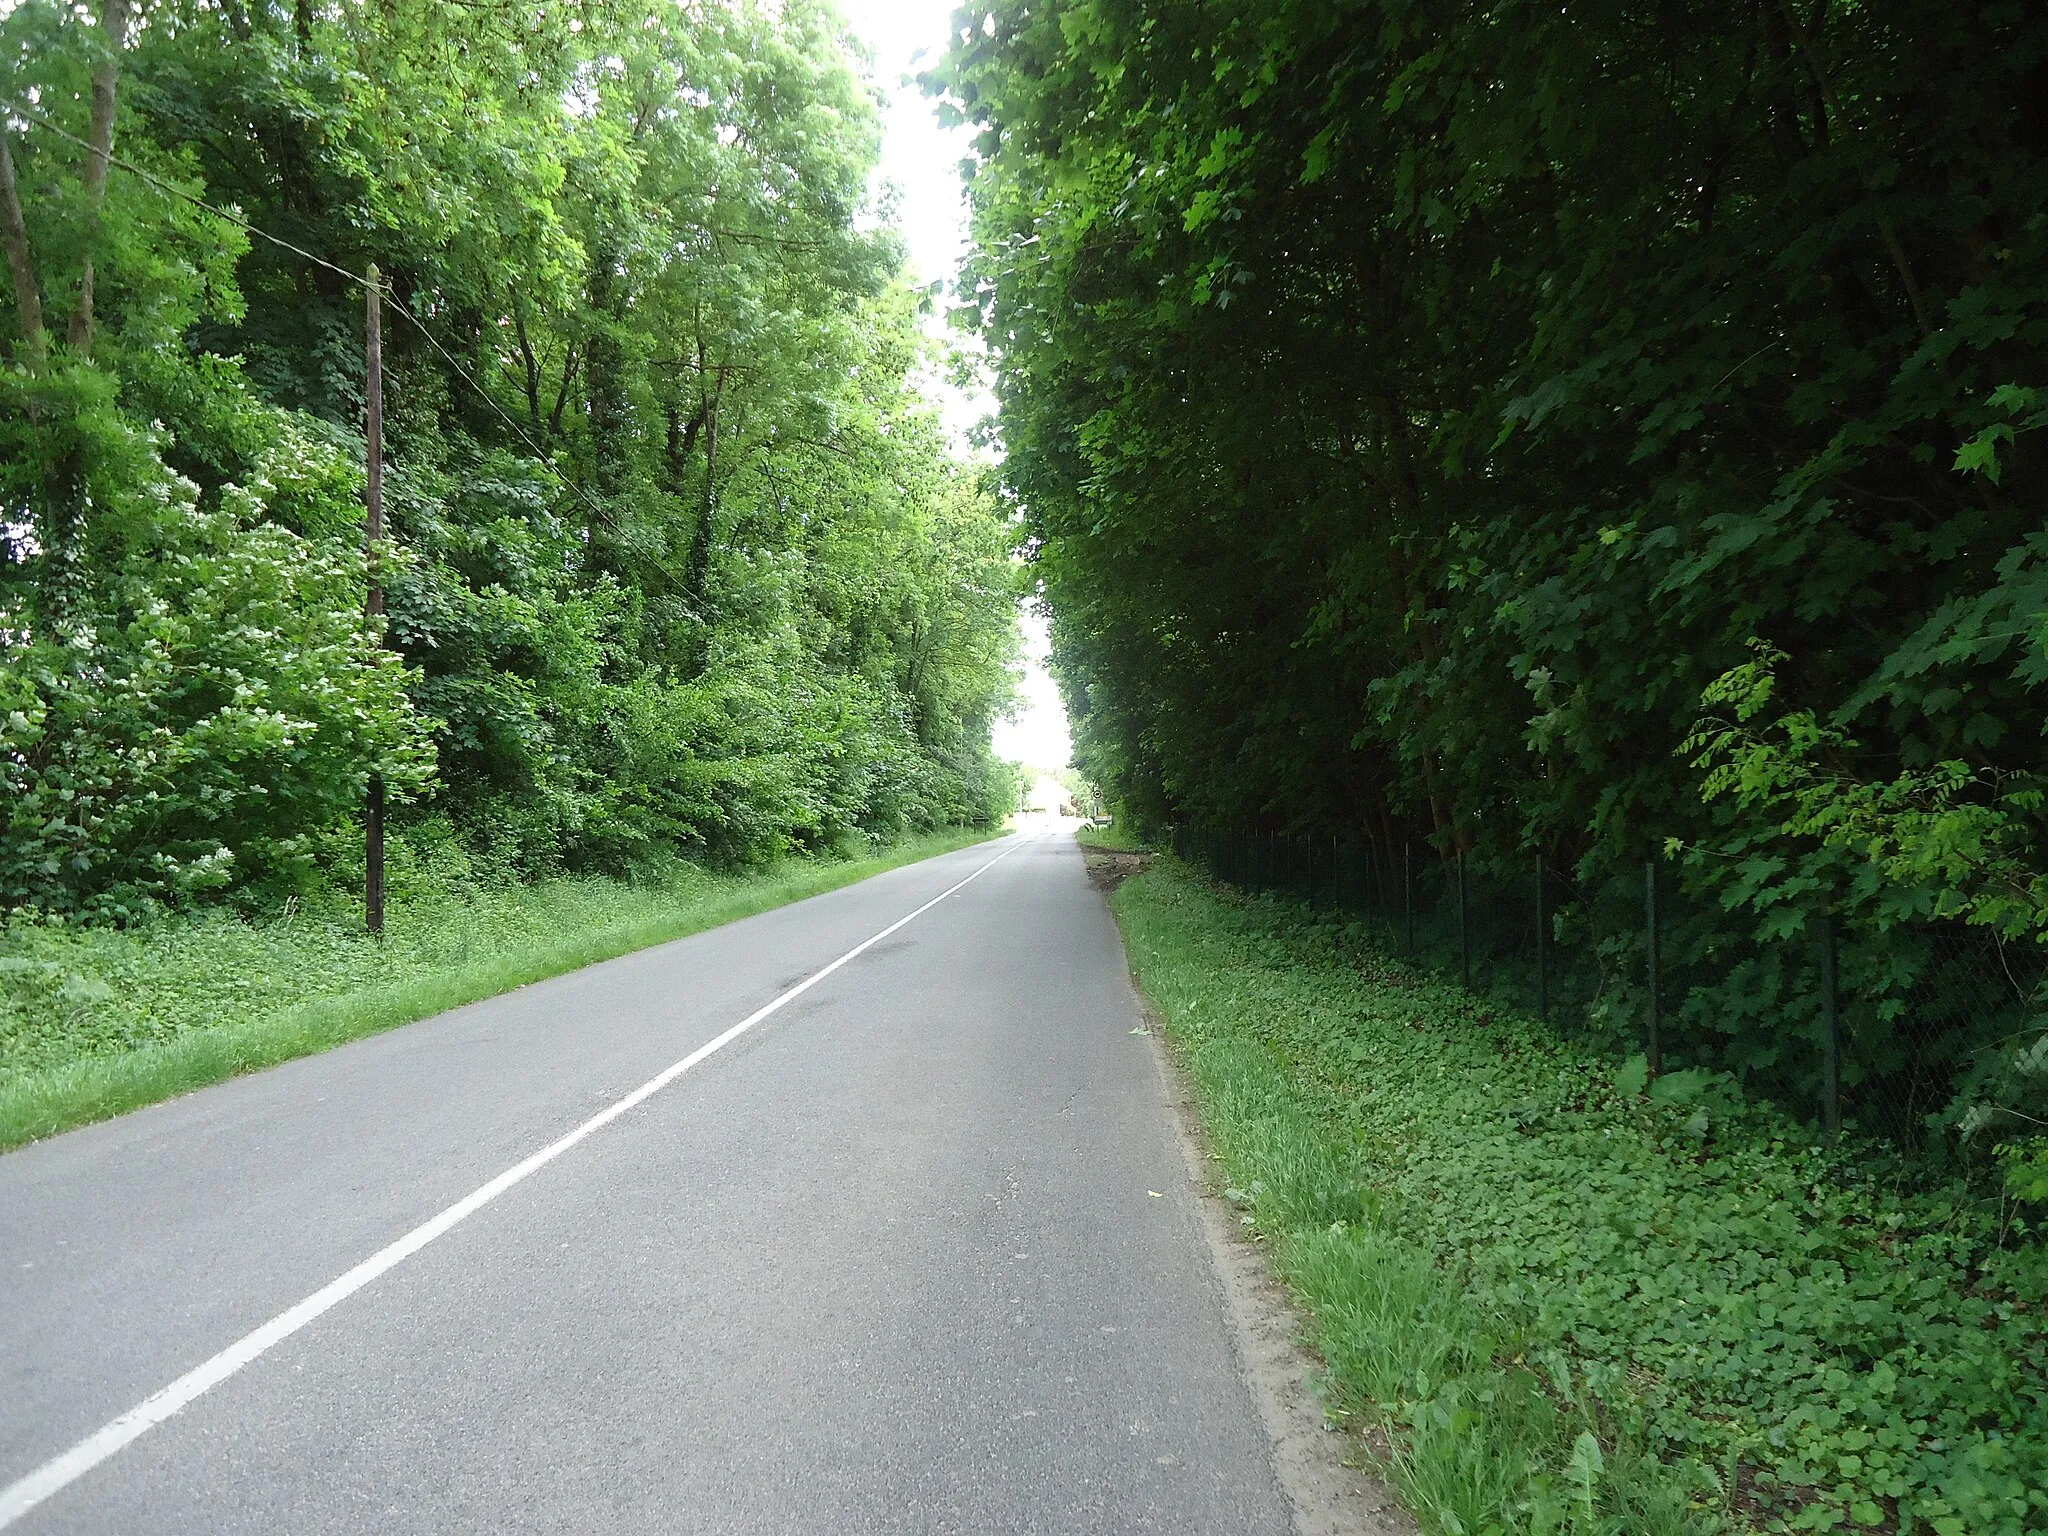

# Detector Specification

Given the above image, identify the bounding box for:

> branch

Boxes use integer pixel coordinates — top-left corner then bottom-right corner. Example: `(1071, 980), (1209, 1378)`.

(511, 299), (541, 428)
(1776, 0), (1935, 341)
(548, 342), (580, 436)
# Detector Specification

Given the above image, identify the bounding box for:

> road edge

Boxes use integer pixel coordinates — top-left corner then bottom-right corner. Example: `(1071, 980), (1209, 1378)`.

(1139, 997), (1416, 1536)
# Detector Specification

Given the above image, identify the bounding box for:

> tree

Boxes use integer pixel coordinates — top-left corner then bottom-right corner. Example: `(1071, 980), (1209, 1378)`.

(940, 0), (2048, 1116)
(0, 0), (1020, 912)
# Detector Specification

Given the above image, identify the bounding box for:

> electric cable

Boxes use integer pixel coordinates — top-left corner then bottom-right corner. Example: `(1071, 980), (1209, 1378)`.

(0, 90), (709, 595)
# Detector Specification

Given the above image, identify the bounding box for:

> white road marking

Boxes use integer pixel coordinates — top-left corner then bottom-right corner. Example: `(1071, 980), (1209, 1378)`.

(0, 832), (1042, 1529)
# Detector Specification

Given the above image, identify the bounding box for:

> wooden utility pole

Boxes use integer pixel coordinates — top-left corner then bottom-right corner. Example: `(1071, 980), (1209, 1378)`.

(364, 264), (386, 937)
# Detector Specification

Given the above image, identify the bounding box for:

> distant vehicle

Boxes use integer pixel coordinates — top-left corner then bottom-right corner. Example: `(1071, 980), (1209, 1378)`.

(1059, 800), (1079, 817)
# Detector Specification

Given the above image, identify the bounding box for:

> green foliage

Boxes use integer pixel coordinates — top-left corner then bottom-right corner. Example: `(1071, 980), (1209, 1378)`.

(2002, 1136), (2048, 1208)
(1115, 859), (2048, 1536)
(0, 484), (432, 915)
(1075, 820), (1142, 852)
(1688, 641), (2048, 943)
(940, 0), (2048, 1134)
(1, 0), (1019, 918)
(1683, 639), (2048, 1139)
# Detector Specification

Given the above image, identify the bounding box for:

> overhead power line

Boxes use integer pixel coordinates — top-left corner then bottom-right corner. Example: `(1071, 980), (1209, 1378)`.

(1, 94), (374, 295)
(0, 91), (705, 593)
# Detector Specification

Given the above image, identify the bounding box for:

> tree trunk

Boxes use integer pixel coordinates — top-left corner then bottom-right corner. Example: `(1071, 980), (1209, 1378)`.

(67, 0), (130, 359)
(512, 299), (542, 429)
(0, 132), (46, 371)
(583, 249), (629, 497)
(680, 393), (720, 669)
(664, 396), (707, 489)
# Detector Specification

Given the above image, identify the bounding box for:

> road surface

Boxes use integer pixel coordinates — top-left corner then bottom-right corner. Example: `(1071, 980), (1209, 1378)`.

(0, 831), (1300, 1533)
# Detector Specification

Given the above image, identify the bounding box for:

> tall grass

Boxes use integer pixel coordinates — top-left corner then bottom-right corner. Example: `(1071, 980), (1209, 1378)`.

(0, 827), (998, 1151)
(1166, 1019), (1704, 1536)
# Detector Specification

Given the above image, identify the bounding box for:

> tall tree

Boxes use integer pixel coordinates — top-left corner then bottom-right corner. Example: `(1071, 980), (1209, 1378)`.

(0, 0), (1021, 914)
(941, 0), (2048, 1135)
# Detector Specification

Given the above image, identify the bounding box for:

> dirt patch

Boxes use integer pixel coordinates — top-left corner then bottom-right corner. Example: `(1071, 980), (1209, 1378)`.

(1083, 847), (1153, 892)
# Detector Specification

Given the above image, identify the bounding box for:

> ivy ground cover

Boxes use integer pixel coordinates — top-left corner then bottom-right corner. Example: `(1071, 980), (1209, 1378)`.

(1111, 860), (2047, 1536)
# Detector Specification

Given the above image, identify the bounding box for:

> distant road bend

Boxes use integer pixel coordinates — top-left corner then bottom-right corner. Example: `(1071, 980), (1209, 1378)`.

(0, 830), (1301, 1533)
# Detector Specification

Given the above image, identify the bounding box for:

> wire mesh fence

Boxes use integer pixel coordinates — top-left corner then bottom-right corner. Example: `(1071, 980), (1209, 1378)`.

(1170, 825), (2047, 1162)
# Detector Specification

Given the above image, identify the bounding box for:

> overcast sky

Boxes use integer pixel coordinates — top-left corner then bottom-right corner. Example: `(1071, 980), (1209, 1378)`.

(838, 0), (1073, 772)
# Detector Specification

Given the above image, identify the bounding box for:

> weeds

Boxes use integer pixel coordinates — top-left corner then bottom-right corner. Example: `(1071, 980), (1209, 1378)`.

(1075, 820), (1146, 852)
(1111, 859), (2048, 1536)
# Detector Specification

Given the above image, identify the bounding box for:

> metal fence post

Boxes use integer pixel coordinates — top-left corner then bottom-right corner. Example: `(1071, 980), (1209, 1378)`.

(1458, 848), (1471, 989)
(1404, 843), (1415, 953)
(1536, 853), (1549, 1022)
(1822, 912), (1842, 1138)
(1644, 859), (1661, 1074)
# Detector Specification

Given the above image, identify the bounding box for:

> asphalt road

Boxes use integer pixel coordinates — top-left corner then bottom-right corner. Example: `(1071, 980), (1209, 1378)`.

(0, 830), (1297, 1533)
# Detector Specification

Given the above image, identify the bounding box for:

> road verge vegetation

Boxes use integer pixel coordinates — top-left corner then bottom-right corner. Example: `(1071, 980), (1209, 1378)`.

(1076, 820), (1144, 853)
(1076, 820), (1150, 893)
(1109, 857), (2047, 1536)
(0, 829), (998, 1152)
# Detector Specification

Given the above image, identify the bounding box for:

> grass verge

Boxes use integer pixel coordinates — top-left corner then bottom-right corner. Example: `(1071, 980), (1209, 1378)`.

(1075, 819), (1146, 852)
(1109, 857), (2047, 1536)
(0, 827), (999, 1152)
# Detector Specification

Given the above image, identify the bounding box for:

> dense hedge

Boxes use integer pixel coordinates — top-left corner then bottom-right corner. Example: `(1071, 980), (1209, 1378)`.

(942, 0), (2048, 1148)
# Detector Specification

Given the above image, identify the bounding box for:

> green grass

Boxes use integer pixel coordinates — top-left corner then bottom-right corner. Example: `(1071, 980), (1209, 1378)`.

(1075, 819), (1146, 851)
(0, 826), (1000, 1152)
(1109, 858), (2048, 1536)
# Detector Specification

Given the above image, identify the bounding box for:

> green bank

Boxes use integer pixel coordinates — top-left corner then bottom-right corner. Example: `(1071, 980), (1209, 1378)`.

(1111, 857), (2046, 1536)
(0, 828), (998, 1152)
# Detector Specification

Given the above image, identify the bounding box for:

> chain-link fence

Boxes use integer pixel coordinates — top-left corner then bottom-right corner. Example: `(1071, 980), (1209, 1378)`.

(1170, 826), (2047, 1161)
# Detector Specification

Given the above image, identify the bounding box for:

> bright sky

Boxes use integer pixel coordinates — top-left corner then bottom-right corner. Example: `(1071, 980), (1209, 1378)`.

(838, 0), (1074, 773)
(996, 607), (1073, 772)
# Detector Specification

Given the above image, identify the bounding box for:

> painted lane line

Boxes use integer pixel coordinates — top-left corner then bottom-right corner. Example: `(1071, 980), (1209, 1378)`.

(0, 831), (1042, 1529)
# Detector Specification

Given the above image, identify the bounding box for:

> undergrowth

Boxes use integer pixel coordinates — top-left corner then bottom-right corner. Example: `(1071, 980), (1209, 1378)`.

(1075, 819), (1146, 852)
(1111, 859), (2048, 1536)
(0, 826), (998, 1150)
